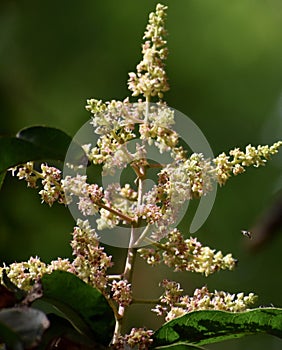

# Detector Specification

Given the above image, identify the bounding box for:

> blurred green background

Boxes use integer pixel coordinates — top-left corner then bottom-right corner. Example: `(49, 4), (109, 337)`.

(0, 1), (282, 349)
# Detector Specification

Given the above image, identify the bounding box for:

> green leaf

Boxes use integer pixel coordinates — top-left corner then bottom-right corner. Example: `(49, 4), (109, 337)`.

(0, 125), (85, 173)
(39, 270), (115, 346)
(17, 126), (72, 156)
(153, 308), (282, 347)
(0, 307), (49, 349)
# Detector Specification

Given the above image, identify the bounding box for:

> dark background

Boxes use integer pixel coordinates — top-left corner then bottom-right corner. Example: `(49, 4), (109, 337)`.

(0, 1), (282, 349)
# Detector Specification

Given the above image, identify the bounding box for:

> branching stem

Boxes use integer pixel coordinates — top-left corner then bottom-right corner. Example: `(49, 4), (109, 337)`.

(98, 202), (136, 224)
(112, 226), (137, 345)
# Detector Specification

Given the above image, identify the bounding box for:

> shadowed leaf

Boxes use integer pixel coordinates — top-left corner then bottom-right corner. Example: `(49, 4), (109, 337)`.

(0, 126), (85, 171)
(153, 308), (282, 347)
(39, 271), (115, 346)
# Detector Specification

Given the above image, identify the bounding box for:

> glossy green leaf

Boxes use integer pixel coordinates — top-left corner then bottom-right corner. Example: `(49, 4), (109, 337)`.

(17, 126), (72, 156)
(153, 308), (282, 347)
(0, 125), (85, 173)
(39, 271), (115, 346)
(0, 307), (49, 349)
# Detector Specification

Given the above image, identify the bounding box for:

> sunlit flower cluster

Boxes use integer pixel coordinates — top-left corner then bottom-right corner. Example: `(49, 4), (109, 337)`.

(128, 3), (169, 99)
(11, 161), (37, 188)
(139, 203), (163, 224)
(114, 328), (154, 350)
(0, 219), (113, 293)
(214, 141), (282, 186)
(78, 183), (104, 216)
(153, 152), (215, 206)
(111, 280), (132, 307)
(79, 91), (282, 240)
(86, 98), (138, 135)
(71, 219), (112, 290)
(10, 162), (65, 206)
(1, 257), (46, 290)
(138, 229), (237, 276)
(159, 279), (183, 305)
(152, 281), (257, 322)
(0, 257), (72, 291)
(39, 164), (65, 206)
(85, 101), (182, 176)
(46, 258), (74, 274)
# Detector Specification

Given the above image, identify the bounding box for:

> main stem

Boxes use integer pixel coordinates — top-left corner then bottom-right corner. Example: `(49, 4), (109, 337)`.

(112, 226), (137, 345)
(112, 98), (150, 344)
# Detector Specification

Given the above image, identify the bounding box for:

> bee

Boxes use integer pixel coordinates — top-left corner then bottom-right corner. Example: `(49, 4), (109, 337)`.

(241, 230), (252, 239)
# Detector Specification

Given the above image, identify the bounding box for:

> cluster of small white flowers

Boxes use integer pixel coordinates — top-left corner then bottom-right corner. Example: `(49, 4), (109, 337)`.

(86, 99), (127, 135)
(12, 140), (280, 217)
(139, 203), (162, 224)
(12, 161), (37, 188)
(86, 98), (145, 138)
(119, 184), (138, 201)
(149, 103), (175, 127)
(152, 207), (180, 241)
(138, 229), (237, 276)
(128, 4), (169, 99)
(71, 219), (113, 290)
(137, 103), (181, 155)
(111, 280), (132, 307)
(158, 163), (191, 205)
(80, 183), (104, 216)
(46, 258), (74, 274)
(180, 287), (257, 314)
(0, 256), (73, 291)
(162, 153), (215, 202)
(139, 123), (179, 155)
(213, 141), (282, 186)
(61, 174), (87, 198)
(86, 101), (181, 172)
(137, 248), (162, 265)
(64, 171), (154, 232)
(95, 183), (138, 230)
(79, 91), (282, 246)
(114, 328), (154, 350)
(136, 153), (215, 241)
(139, 171), (179, 240)
(1, 257), (47, 291)
(152, 283), (257, 322)
(0, 219), (113, 293)
(82, 127), (136, 177)
(62, 175), (103, 216)
(39, 164), (65, 206)
(159, 279), (183, 305)
(96, 207), (120, 231)
(103, 145), (134, 176)
(104, 184), (136, 215)
(10, 162), (65, 206)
